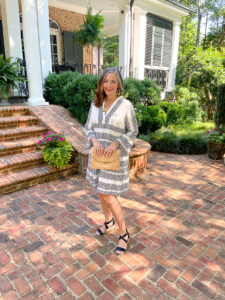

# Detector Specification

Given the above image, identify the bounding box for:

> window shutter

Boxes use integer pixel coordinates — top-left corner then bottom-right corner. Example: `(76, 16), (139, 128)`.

(145, 14), (173, 68)
(145, 16), (153, 65)
(162, 28), (173, 67)
(63, 31), (83, 65)
(153, 26), (163, 66)
(0, 21), (5, 58)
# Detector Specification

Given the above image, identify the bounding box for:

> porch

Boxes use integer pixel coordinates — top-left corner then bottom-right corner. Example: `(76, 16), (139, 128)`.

(0, 0), (193, 105)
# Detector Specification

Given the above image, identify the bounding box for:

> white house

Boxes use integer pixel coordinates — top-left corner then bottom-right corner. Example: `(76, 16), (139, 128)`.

(0, 0), (193, 106)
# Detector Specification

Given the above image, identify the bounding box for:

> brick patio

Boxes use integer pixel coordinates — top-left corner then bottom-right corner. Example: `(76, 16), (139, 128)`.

(0, 151), (224, 300)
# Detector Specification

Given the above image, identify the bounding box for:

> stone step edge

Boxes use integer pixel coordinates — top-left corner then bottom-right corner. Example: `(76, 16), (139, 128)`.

(0, 166), (77, 196)
(0, 151), (44, 172)
(0, 138), (40, 152)
(0, 106), (30, 116)
(0, 163), (78, 190)
(0, 126), (47, 139)
(0, 115), (38, 124)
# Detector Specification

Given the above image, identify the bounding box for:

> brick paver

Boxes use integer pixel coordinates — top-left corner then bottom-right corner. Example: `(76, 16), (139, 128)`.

(0, 152), (224, 299)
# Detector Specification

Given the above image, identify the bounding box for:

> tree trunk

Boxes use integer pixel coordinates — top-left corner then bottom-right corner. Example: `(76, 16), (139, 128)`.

(196, 0), (202, 47)
(219, 23), (225, 47)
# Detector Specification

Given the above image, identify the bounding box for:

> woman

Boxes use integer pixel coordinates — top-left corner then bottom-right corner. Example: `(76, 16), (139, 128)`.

(85, 67), (138, 255)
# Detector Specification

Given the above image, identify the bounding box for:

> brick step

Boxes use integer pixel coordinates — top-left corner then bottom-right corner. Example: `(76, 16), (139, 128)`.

(0, 106), (30, 117)
(0, 151), (45, 175)
(0, 137), (40, 157)
(0, 115), (38, 129)
(0, 125), (47, 142)
(0, 164), (77, 196)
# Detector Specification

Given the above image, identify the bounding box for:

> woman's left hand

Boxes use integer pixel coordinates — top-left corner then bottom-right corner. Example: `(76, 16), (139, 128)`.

(104, 141), (119, 158)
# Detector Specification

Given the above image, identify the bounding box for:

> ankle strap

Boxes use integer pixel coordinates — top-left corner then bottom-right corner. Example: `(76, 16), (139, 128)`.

(119, 229), (129, 243)
(104, 217), (115, 229)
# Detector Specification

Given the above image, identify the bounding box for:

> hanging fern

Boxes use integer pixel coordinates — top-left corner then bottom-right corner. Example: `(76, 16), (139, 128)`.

(74, 6), (105, 47)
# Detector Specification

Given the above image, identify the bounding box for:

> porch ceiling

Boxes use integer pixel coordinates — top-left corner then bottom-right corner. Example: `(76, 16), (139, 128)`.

(49, 0), (123, 36)
(49, 0), (191, 36)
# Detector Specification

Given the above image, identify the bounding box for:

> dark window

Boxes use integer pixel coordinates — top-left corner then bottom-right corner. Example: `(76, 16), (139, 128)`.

(0, 21), (5, 58)
(50, 34), (58, 64)
(49, 19), (59, 29)
(63, 31), (83, 65)
(145, 13), (173, 68)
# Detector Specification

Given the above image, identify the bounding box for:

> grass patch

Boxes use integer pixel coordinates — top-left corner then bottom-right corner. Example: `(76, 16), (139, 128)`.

(167, 121), (214, 135)
(139, 121), (214, 154)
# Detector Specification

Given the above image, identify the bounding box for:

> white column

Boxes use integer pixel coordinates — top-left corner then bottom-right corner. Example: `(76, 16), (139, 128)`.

(22, 0), (47, 106)
(0, 0), (23, 59)
(133, 8), (146, 80)
(37, 0), (52, 80)
(167, 20), (181, 91)
(119, 6), (130, 79)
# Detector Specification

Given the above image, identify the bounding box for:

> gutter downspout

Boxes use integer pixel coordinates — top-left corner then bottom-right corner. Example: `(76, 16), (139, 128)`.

(129, 0), (134, 77)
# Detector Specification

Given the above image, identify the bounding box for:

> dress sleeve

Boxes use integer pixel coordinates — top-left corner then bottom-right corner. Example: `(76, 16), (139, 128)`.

(85, 103), (96, 149)
(116, 102), (139, 154)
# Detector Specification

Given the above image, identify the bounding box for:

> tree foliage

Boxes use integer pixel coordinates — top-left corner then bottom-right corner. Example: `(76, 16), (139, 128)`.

(103, 36), (119, 68)
(182, 46), (225, 119)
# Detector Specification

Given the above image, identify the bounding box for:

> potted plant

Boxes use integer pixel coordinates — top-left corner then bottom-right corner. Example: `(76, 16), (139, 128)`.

(0, 55), (25, 105)
(74, 6), (104, 48)
(204, 129), (225, 159)
(37, 132), (74, 169)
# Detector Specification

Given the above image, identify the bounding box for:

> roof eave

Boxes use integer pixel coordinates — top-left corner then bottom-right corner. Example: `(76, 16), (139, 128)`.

(165, 0), (196, 14)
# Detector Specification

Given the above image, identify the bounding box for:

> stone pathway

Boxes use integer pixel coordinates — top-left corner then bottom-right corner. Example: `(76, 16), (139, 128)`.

(0, 152), (224, 300)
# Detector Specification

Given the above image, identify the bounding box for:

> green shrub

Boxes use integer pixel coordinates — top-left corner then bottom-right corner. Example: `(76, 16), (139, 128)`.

(124, 78), (142, 106)
(149, 129), (178, 153)
(64, 74), (98, 124)
(141, 79), (161, 106)
(182, 101), (203, 123)
(146, 128), (207, 154)
(161, 101), (203, 125)
(44, 71), (81, 107)
(124, 77), (161, 106)
(140, 122), (210, 154)
(173, 86), (198, 104)
(177, 134), (206, 154)
(160, 102), (173, 114)
(167, 103), (184, 125)
(135, 104), (167, 134)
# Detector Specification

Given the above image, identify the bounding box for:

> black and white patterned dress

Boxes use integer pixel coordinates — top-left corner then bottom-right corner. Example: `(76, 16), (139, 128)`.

(85, 96), (138, 196)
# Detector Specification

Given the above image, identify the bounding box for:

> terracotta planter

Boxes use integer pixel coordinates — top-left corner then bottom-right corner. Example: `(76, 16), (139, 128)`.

(207, 141), (225, 160)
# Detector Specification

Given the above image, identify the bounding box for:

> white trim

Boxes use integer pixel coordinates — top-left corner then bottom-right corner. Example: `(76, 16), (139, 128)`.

(144, 65), (169, 70)
(119, 6), (130, 78)
(37, 0), (52, 80)
(50, 27), (62, 65)
(167, 20), (181, 91)
(22, 0), (47, 105)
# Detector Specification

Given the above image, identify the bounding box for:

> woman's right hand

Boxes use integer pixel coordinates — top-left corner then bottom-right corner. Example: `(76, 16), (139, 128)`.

(92, 139), (104, 156)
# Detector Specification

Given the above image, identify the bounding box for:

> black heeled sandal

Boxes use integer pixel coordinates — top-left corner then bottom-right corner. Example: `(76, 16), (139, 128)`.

(114, 229), (130, 256)
(96, 217), (115, 236)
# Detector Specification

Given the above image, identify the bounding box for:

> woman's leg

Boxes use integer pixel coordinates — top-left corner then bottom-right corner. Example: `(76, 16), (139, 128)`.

(101, 194), (129, 254)
(96, 193), (114, 235)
